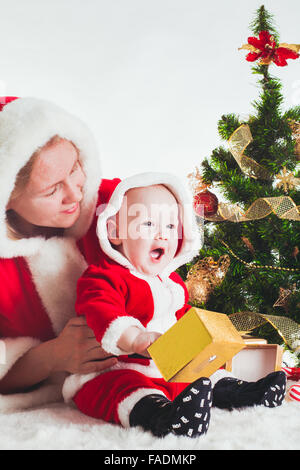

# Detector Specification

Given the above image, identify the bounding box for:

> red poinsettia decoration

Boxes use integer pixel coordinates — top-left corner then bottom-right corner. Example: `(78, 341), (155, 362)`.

(239, 30), (300, 67)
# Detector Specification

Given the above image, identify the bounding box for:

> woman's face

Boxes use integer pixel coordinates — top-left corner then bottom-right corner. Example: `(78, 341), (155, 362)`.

(8, 139), (86, 229)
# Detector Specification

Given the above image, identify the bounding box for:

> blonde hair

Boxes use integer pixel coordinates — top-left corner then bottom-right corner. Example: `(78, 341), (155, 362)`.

(6, 135), (76, 240)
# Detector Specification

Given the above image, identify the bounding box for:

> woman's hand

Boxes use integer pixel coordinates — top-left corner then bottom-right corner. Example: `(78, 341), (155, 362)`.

(52, 316), (118, 374)
(0, 316), (117, 395)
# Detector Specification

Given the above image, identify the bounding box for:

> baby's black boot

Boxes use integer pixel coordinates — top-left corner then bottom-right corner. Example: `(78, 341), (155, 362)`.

(129, 377), (212, 438)
(212, 371), (286, 410)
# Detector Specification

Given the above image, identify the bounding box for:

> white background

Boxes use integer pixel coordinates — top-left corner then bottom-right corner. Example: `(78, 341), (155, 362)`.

(0, 0), (299, 185)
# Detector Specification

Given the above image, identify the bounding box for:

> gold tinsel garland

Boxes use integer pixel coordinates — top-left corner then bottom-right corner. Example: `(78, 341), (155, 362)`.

(221, 241), (300, 272)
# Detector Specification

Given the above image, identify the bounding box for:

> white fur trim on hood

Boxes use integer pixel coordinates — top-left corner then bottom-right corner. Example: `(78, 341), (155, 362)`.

(96, 172), (203, 279)
(0, 97), (101, 259)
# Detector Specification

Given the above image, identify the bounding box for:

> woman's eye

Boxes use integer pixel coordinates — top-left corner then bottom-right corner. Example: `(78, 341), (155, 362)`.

(46, 185), (59, 197)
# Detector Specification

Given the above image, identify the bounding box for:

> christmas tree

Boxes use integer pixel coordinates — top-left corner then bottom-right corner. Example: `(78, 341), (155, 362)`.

(178, 6), (300, 358)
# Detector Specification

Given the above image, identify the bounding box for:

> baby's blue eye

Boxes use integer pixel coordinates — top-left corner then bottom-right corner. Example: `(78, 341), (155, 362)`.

(167, 224), (175, 229)
(143, 221), (153, 227)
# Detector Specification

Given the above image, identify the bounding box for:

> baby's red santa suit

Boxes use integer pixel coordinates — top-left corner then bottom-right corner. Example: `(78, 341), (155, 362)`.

(62, 172), (203, 427)
(0, 96), (103, 411)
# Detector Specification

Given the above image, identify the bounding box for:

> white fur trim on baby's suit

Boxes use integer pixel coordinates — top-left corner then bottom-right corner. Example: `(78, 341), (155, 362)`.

(131, 272), (185, 334)
(118, 388), (167, 428)
(101, 316), (146, 356)
(0, 97), (101, 259)
(96, 172), (203, 278)
(62, 372), (99, 403)
(100, 271), (186, 354)
(62, 360), (165, 403)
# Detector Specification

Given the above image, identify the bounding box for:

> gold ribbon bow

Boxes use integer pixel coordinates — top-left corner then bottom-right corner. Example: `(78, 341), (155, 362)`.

(229, 311), (300, 352)
(228, 124), (271, 180)
(206, 195), (300, 222)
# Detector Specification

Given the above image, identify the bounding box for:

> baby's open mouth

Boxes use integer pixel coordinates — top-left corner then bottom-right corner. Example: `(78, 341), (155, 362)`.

(150, 248), (165, 260)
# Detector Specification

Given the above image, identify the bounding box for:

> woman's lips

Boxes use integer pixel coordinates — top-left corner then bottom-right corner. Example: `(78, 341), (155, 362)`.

(62, 202), (79, 214)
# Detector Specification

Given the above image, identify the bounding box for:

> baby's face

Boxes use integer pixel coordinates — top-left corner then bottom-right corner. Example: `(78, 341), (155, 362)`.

(112, 185), (180, 276)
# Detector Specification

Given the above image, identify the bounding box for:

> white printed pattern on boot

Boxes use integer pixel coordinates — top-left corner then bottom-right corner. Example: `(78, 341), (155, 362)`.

(171, 378), (212, 438)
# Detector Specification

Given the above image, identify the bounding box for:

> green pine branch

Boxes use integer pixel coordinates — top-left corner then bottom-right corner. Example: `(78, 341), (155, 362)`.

(250, 5), (279, 41)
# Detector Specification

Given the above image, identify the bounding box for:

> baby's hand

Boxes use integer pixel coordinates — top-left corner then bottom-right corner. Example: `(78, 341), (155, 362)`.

(132, 331), (161, 358)
(117, 326), (161, 358)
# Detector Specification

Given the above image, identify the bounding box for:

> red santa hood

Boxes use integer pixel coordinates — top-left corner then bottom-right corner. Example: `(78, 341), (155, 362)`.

(96, 172), (203, 278)
(0, 96), (101, 259)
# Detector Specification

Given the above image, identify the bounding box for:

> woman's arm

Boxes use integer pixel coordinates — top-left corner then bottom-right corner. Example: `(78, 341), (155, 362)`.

(0, 316), (118, 395)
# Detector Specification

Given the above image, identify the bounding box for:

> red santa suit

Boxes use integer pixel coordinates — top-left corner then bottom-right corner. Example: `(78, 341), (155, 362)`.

(0, 96), (104, 412)
(62, 172), (203, 427)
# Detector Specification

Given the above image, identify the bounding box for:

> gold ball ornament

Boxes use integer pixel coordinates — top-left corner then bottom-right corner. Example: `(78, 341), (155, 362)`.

(185, 255), (230, 305)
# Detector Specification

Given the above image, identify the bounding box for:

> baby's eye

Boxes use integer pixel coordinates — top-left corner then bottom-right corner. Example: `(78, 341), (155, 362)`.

(166, 224), (176, 229)
(142, 221), (153, 227)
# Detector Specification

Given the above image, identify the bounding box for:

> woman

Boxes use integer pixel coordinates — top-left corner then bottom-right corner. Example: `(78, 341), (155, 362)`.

(0, 96), (117, 411)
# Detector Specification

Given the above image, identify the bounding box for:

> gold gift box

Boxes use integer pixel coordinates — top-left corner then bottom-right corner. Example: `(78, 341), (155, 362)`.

(148, 307), (245, 382)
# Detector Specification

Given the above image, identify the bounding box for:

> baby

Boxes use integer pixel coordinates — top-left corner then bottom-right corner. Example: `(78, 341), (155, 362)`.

(63, 173), (286, 438)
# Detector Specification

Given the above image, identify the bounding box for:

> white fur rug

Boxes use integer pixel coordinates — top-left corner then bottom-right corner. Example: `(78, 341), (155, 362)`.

(0, 386), (299, 451)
